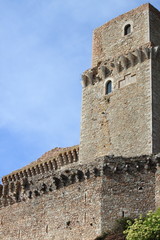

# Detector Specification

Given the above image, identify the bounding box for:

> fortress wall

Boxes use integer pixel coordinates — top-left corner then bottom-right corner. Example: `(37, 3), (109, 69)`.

(92, 4), (150, 67)
(0, 182), (101, 240)
(80, 50), (152, 163)
(0, 156), (159, 240)
(0, 162), (103, 240)
(101, 156), (156, 231)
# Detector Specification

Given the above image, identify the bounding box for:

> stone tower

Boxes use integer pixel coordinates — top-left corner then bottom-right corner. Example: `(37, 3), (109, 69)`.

(79, 3), (160, 163)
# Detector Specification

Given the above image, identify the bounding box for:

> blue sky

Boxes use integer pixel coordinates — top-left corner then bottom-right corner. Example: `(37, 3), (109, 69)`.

(0, 0), (159, 179)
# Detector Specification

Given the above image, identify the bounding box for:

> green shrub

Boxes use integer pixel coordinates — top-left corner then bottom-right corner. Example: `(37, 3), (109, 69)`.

(124, 209), (160, 240)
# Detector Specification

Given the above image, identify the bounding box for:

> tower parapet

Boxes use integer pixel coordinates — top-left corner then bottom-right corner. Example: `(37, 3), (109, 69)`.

(82, 44), (155, 88)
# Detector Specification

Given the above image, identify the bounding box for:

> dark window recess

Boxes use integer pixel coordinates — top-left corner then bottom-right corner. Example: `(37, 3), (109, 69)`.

(106, 81), (112, 94)
(124, 24), (131, 35)
(122, 211), (125, 217)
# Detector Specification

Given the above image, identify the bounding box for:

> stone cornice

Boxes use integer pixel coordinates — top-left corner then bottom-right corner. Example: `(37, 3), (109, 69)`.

(82, 43), (160, 88)
(0, 154), (159, 209)
(2, 145), (79, 184)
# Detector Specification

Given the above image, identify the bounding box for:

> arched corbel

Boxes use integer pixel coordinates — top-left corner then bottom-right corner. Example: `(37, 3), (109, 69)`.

(120, 55), (128, 70)
(81, 74), (88, 88)
(114, 60), (121, 73)
(135, 49), (142, 63)
(128, 52), (135, 67)
(52, 159), (58, 170)
(86, 70), (94, 85)
(58, 154), (64, 166)
(72, 149), (78, 162)
(35, 165), (40, 174)
(63, 152), (69, 165)
(100, 65), (107, 79)
(68, 151), (74, 163)
(143, 47), (150, 59)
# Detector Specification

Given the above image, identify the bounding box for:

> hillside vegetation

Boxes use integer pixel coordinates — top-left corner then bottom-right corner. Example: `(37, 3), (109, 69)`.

(95, 209), (160, 240)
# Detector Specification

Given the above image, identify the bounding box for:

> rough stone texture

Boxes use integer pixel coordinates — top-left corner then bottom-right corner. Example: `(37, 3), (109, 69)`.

(92, 4), (150, 68)
(80, 53), (152, 163)
(0, 3), (160, 240)
(79, 3), (160, 164)
(0, 171), (102, 240)
(2, 145), (79, 184)
(0, 155), (159, 240)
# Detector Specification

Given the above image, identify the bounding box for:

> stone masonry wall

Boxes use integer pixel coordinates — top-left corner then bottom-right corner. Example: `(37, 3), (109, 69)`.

(92, 4), (150, 67)
(101, 156), (157, 232)
(80, 46), (152, 164)
(80, 3), (160, 164)
(0, 161), (102, 240)
(0, 155), (159, 240)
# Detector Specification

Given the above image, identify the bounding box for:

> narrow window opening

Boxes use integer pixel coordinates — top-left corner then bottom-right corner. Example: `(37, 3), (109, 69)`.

(105, 81), (112, 95)
(124, 24), (131, 35)
(122, 211), (125, 217)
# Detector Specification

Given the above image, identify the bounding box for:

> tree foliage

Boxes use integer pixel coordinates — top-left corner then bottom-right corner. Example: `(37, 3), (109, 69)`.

(124, 209), (160, 240)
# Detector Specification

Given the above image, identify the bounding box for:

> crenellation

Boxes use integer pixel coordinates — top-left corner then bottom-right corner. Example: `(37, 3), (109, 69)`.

(81, 45), (153, 88)
(0, 155), (158, 210)
(52, 159), (58, 169)
(2, 146), (79, 185)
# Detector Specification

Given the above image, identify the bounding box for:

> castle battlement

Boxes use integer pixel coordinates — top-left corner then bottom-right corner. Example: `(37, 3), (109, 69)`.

(0, 154), (159, 209)
(2, 145), (79, 184)
(82, 43), (157, 88)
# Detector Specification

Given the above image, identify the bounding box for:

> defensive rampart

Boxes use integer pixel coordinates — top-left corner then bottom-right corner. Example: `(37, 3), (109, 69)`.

(0, 154), (159, 240)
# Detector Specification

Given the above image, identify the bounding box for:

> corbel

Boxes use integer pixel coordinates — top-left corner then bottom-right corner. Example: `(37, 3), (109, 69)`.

(81, 74), (88, 88)
(128, 52), (135, 66)
(86, 69), (94, 85)
(114, 60), (121, 73)
(120, 55), (128, 70)
(100, 65), (107, 79)
(143, 47), (150, 59)
(135, 49), (142, 63)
